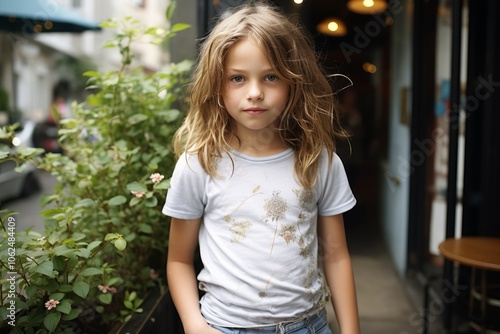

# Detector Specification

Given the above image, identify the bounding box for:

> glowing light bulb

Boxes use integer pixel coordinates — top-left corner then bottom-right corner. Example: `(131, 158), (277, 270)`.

(328, 22), (339, 31)
(363, 0), (375, 7)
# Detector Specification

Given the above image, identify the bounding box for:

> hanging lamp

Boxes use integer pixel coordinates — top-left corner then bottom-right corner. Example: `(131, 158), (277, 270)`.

(316, 17), (347, 37)
(347, 0), (388, 14)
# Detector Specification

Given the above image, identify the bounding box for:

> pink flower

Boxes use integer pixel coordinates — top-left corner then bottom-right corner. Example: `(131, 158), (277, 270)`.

(45, 299), (59, 310)
(131, 191), (146, 198)
(149, 269), (159, 280)
(150, 173), (164, 183)
(98, 285), (117, 294)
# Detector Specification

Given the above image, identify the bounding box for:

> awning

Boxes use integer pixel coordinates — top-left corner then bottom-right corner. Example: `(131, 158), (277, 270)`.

(0, 0), (101, 33)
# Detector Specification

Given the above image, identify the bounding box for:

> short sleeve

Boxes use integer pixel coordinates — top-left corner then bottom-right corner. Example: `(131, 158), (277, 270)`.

(162, 153), (207, 219)
(317, 153), (356, 216)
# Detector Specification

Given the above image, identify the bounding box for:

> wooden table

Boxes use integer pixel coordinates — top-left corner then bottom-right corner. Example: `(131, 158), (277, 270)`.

(439, 237), (500, 333)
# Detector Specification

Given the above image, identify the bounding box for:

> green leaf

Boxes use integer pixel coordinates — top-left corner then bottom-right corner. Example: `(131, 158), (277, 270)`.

(87, 240), (102, 251)
(166, 1), (176, 22)
(145, 27), (163, 35)
(126, 181), (148, 192)
(78, 180), (93, 189)
(73, 281), (90, 298)
(82, 70), (101, 77)
(44, 311), (61, 332)
(66, 256), (78, 271)
(53, 245), (74, 257)
(99, 293), (112, 304)
(108, 277), (123, 286)
(47, 233), (59, 245)
(71, 233), (87, 241)
(56, 300), (72, 314)
(18, 147), (43, 158)
(59, 285), (74, 293)
(76, 248), (90, 259)
(171, 23), (190, 33)
(109, 195), (127, 206)
(62, 239), (76, 248)
(74, 198), (95, 208)
(79, 267), (102, 277)
(154, 179), (170, 190)
(35, 261), (54, 277)
(105, 233), (118, 241)
(62, 308), (79, 321)
(128, 114), (148, 125)
(124, 300), (134, 310)
(128, 291), (137, 301)
(144, 196), (158, 207)
(0, 210), (20, 222)
(52, 256), (66, 272)
(130, 197), (141, 207)
(49, 292), (65, 301)
(139, 224), (153, 234)
(114, 239), (127, 251)
(14, 164), (26, 173)
(40, 208), (64, 218)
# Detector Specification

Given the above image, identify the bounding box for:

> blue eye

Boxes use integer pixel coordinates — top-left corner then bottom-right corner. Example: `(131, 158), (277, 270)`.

(231, 76), (244, 83)
(266, 74), (278, 81)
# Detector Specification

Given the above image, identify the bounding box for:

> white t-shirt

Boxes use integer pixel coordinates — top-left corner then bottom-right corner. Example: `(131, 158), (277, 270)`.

(162, 148), (356, 327)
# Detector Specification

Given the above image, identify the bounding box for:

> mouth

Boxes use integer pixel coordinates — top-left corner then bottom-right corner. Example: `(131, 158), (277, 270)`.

(243, 107), (267, 115)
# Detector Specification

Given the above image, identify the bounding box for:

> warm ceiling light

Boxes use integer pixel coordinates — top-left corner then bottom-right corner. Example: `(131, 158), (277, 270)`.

(293, 0), (303, 4)
(363, 62), (377, 73)
(316, 18), (347, 37)
(347, 0), (388, 14)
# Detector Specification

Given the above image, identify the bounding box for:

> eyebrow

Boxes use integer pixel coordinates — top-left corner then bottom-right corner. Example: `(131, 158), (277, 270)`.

(225, 67), (275, 73)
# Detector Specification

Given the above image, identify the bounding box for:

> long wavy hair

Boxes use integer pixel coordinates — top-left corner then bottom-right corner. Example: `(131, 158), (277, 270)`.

(173, 1), (348, 188)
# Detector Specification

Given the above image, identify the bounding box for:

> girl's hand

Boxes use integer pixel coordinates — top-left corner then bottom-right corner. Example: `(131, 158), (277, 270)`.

(185, 323), (223, 334)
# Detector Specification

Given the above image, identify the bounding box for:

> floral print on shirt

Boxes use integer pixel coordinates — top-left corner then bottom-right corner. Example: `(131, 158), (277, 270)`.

(222, 184), (322, 301)
(224, 185), (262, 243)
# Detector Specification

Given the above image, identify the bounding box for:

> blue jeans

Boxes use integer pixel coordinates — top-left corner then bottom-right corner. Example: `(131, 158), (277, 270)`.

(209, 308), (332, 334)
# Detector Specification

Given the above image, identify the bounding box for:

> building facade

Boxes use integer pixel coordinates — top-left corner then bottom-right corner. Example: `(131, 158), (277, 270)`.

(0, 0), (172, 124)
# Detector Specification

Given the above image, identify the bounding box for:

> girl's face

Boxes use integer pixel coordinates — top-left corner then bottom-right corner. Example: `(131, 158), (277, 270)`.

(222, 37), (290, 140)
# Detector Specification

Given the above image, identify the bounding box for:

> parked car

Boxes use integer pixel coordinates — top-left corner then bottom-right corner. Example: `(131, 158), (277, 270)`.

(0, 120), (41, 202)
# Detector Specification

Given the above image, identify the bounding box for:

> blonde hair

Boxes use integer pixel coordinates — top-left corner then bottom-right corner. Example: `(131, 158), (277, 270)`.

(173, 1), (348, 188)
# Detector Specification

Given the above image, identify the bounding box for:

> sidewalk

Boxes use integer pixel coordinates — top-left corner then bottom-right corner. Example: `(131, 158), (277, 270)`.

(339, 222), (420, 334)
(324, 209), (421, 334)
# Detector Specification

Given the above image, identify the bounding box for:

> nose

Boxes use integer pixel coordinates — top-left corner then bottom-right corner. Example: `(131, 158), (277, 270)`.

(246, 81), (263, 100)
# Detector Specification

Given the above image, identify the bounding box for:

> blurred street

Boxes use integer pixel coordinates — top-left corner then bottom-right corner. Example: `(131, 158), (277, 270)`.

(1, 169), (57, 234)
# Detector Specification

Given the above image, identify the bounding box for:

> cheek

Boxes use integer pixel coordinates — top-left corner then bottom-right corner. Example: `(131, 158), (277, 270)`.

(222, 89), (242, 106)
(280, 90), (291, 110)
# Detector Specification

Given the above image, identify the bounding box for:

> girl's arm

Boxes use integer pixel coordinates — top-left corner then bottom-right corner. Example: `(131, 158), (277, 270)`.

(167, 217), (221, 334)
(318, 214), (360, 334)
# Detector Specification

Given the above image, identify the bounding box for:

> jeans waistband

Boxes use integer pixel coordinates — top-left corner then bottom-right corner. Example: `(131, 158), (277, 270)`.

(253, 308), (326, 332)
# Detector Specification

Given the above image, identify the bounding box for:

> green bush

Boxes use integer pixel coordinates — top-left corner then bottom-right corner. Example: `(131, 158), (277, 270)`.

(0, 4), (192, 333)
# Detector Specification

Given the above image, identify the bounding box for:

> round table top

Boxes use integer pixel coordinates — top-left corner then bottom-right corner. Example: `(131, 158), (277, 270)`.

(439, 237), (500, 271)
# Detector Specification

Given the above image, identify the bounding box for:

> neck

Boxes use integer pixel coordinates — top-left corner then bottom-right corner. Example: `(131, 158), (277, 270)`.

(229, 131), (288, 157)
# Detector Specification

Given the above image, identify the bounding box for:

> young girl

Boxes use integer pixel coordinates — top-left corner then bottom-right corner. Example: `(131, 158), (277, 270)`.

(163, 2), (360, 333)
